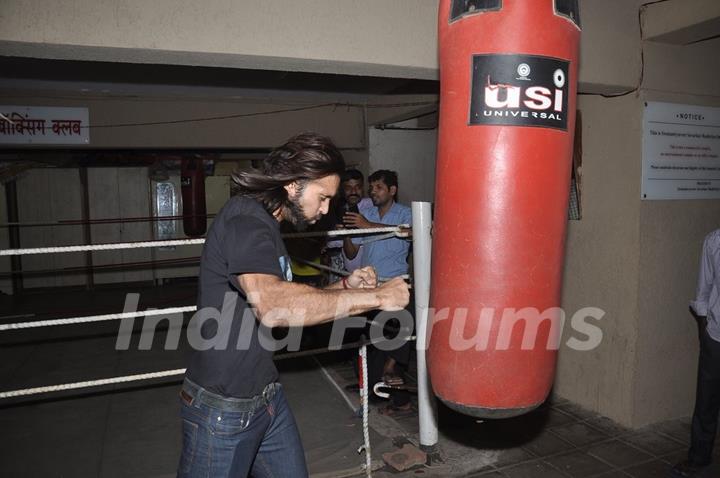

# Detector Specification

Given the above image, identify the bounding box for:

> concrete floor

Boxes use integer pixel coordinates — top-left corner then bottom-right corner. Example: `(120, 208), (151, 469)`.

(0, 283), (717, 477)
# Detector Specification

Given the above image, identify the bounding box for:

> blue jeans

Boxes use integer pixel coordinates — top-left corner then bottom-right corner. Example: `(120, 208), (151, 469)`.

(177, 380), (308, 478)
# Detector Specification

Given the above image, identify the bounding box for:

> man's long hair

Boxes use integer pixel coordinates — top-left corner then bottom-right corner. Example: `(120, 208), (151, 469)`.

(231, 132), (346, 216)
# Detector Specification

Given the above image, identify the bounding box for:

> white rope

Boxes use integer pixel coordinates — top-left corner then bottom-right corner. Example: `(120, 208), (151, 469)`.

(0, 226), (408, 256)
(0, 368), (186, 399)
(358, 345), (372, 477)
(0, 306), (197, 331)
(0, 271), (412, 331)
(282, 225), (406, 239)
(0, 335), (417, 400)
(0, 239), (205, 256)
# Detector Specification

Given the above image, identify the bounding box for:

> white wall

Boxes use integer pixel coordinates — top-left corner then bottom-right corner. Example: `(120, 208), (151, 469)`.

(88, 167), (153, 284)
(14, 169), (86, 289)
(368, 128), (437, 204)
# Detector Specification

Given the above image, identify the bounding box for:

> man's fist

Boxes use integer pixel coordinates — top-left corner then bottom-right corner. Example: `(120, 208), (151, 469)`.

(346, 266), (377, 289)
(377, 277), (410, 311)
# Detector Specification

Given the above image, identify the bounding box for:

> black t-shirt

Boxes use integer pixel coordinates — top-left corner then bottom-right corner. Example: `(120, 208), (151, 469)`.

(185, 196), (291, 398)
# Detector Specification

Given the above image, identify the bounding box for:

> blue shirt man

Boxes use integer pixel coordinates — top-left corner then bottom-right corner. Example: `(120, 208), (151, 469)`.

(343, 169), (411, 279)
(343, 170), (413, 413)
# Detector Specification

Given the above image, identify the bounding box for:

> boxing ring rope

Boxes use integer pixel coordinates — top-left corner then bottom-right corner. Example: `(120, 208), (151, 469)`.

(0, 306), (198, 331)
(0, 256), (202, 279)
(0, 335), (416, 400)
(0, 226), (408, 256)
(0, 238), (206, 256)
(0, 369), (188, 399)
(0, 205), (436, 474)
(0, 213), (217, 228)
(359, 345), (372, 477)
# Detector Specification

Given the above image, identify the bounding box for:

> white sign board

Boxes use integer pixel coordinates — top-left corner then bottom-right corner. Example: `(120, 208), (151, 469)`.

(0, 106), (90, 145)
(642, 102), (720, 200)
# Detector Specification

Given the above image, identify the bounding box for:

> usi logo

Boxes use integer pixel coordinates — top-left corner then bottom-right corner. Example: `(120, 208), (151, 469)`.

(469, 54), (570, 130)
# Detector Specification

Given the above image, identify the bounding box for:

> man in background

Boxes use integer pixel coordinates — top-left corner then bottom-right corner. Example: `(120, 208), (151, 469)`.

(673, 228), (720, 478)
(344, 169), (413, 416)
(325, 169), (373, 277)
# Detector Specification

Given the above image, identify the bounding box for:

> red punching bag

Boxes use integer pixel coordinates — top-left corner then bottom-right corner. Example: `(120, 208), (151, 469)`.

(428, 0), (581, 418)
(181, 158), (207, 237)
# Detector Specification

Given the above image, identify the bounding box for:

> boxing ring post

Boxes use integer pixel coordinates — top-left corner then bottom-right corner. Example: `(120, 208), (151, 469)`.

(412, 201), (438, 452)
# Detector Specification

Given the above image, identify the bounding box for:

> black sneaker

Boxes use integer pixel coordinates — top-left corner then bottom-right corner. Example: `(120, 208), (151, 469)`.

(671, 460), (710, 477)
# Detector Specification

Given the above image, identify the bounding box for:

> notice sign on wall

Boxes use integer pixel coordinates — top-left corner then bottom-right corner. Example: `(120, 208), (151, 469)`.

(0, 106), (90, 145)
(642, 102), (720, 200)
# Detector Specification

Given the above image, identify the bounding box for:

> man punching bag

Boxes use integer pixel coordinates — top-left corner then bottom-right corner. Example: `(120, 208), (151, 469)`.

(428, 0), (581, 418)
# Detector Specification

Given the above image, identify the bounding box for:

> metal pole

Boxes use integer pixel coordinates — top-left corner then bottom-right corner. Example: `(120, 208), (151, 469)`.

(412, 201), (438, 451)
(5, 180), (23, 295)
(79, 167), (94, 290)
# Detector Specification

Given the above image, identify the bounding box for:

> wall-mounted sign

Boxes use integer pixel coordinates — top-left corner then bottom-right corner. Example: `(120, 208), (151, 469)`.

(642, 102), (720, 200)
(0, 106), (90, 145)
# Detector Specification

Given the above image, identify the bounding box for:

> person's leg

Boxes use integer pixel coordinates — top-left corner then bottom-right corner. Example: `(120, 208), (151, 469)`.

(251, 385), (309, 478)
(688, 329), (720, 465)
(177, 396), (270, 478)
(384, 307), (414, 409)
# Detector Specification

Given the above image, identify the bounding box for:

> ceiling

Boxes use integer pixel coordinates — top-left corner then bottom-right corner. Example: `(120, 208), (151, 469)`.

(0, 56), (439, 102)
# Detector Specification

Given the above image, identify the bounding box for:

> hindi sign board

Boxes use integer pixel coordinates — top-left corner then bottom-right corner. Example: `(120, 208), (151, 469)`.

(0, 106), (90, 145)
(642, 102), (720, 200)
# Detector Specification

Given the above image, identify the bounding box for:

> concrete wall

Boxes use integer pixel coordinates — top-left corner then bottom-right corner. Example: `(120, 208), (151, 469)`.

(16, 168), (87, 289)
(557, 35), (720, 427)
(0, 0), (439, 80)
(87, 167), (154, 284)
(0, 94), (369, 150)
(631, 38), (720, 426)
(368, 127), (438, 204)
(556, 95), (643, 426)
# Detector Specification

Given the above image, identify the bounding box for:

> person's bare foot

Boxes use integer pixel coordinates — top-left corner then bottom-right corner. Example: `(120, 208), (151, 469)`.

(382, 358), (404, 386)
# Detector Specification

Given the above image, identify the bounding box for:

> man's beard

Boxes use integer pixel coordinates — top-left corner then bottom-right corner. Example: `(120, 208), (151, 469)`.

(371, 196), (386, 207)
(286, 194), (311, 232)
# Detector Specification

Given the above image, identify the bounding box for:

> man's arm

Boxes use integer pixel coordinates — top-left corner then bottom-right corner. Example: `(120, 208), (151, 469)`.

(343, 236), (361, 259)
(238, 274), (409, 328)
(343, 212), (385, 229)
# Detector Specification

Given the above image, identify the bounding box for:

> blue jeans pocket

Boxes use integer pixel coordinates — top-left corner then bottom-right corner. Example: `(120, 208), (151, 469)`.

(179, 418), (199, 475)
(210, 409), (254, 436)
